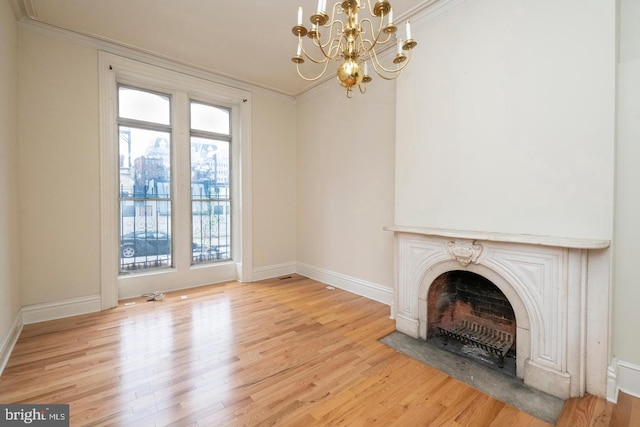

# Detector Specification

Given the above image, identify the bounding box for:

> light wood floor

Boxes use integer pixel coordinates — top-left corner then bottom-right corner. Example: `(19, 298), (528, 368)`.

(0, 275), (637, 426)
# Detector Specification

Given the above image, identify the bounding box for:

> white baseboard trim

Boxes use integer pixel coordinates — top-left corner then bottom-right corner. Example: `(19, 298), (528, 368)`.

(0, 311), (23, 377)
(21, 295), (102, 325)
(606, 358), (640, 403)
(252, 262), (297, 282)
(296, 263), (393, 305)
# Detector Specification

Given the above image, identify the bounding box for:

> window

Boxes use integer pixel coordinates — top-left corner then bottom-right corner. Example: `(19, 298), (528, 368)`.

(118, 87), (172, 272)
(99, 52), (252, 306)
(117, 89), (236, 272)
(190, 102), (232, 264)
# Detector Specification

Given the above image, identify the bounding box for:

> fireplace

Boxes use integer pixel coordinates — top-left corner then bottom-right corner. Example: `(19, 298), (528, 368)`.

(428, 270), (516, 373)
(385, 225), (611, 400)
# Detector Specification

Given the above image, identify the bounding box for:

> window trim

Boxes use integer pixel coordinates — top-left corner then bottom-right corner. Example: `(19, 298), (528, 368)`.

(99, 52), (252, 308)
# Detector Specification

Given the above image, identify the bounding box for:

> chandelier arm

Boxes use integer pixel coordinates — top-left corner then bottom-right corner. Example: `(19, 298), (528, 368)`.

(301, 36), (339, 64)
(326, 1), (342, 27)
(310, 3), (345, 58)
(329, 37), (345, 58)
(358, 16), (389, 54)
(359, 31), (393, 58)
(315, 3), (345, 50)
(295, 59), (331, 82)
(356, 36), (368, 60)
(365, 0), (373, 13)
(313, 32), (344, 61)
(314, 20), (345, 51)
(369, 47), (412, 79)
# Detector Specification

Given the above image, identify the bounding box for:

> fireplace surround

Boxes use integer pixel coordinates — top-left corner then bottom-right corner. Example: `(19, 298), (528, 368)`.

(385, 226), (611, 400)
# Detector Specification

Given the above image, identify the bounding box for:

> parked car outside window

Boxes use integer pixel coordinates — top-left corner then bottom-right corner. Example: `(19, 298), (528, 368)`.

(120, 231), (171, 258)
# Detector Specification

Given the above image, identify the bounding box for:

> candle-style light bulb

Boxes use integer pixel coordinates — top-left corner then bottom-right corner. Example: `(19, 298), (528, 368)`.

(388, 9), (393, 26)
(406, 21), (412, 40)
(397, 39), (403, 54)
(297, 7), (303, 25)
(297, 42), (302, 57)
(364, 61), (368, 76)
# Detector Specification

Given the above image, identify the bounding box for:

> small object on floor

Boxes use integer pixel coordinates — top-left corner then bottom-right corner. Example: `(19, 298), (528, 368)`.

(142, 292), (165, 301)
(326, 286), (335, 290)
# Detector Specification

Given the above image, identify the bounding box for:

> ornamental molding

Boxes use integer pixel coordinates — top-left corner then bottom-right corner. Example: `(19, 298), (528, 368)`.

(446, 240), (483, 266)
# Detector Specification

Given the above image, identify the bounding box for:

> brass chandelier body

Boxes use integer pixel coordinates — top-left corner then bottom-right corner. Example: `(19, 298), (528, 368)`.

(291, 0), (417, 97)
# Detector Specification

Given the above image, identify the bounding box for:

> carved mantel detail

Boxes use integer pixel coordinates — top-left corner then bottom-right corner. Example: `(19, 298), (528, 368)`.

(447, 240), (482, 266)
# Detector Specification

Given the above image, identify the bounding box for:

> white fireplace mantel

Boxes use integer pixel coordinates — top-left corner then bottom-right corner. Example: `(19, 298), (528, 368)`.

(385, 225), (611, 400)
(383, 225), (611, 250)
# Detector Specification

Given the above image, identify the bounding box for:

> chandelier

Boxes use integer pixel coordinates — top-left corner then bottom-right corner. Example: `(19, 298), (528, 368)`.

(291, 0), (417, 97)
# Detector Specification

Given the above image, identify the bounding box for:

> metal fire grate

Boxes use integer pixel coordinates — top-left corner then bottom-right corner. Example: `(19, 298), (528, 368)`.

(438, 319), (514, 368)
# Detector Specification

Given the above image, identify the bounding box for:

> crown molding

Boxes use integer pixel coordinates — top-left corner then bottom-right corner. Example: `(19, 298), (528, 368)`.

(17, 17), (295, 103)
(8, 0), (23, 20)
(10, 0), (36, 20)
(402, 0), (466, 27)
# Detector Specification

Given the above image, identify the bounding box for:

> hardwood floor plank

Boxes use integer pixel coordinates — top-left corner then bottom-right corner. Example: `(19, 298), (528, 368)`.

(0, 275), (637, 426)
(610, 391), (633, 427)
(452, 393), (502, 427)
(557, 393), (616, 427)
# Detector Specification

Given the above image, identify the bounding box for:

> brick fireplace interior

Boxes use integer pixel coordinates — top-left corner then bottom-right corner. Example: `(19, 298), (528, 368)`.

(427, 270), (517, 374)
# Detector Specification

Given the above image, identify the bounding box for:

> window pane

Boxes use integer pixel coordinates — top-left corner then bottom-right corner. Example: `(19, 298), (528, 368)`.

(119, 200), (172, 271)
(119, 127), (171, 198)
(191, 102), (230, 135)
(191, 136), (230, 264)
(119, 87), (170, 125)
(119, 125), (172, 272)
(192, 200), (230, 263)
(190, 137), (229, 188)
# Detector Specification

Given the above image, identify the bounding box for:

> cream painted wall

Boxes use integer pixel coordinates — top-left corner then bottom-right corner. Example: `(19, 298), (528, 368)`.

(396, 0), (616, 240)
(251, 94), (297, 268)
(296, 81), (395, 290)
(0, 0), (22, 340)
(613, 0), (640, 366)
(19, 29), (101, 305)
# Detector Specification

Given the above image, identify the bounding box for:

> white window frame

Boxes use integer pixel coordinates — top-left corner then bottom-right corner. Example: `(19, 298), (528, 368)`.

(99, 52), (252, 308)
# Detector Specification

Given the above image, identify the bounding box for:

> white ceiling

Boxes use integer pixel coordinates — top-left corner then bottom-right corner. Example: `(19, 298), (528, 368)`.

(16, 0), (429, 96)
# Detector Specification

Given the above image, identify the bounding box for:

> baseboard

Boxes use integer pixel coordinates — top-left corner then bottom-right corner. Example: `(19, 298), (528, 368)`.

(21, 295), (102, 325)
(606, 358), (640, 402)
(0, 311), (23, 377)
(252, 262), (297, 282)
(296, 263), (393, 305)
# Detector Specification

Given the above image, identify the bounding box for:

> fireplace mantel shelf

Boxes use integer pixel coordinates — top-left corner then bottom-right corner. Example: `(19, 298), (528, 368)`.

(384, 225), (610, 249)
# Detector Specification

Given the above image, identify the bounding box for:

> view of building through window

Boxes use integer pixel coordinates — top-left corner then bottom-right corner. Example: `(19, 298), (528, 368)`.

(118, 87), (231, 273)
(190, 101), (232, 264)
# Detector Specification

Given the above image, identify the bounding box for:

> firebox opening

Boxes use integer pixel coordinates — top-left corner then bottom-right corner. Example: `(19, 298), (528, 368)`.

(427, 270), (517, 376)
